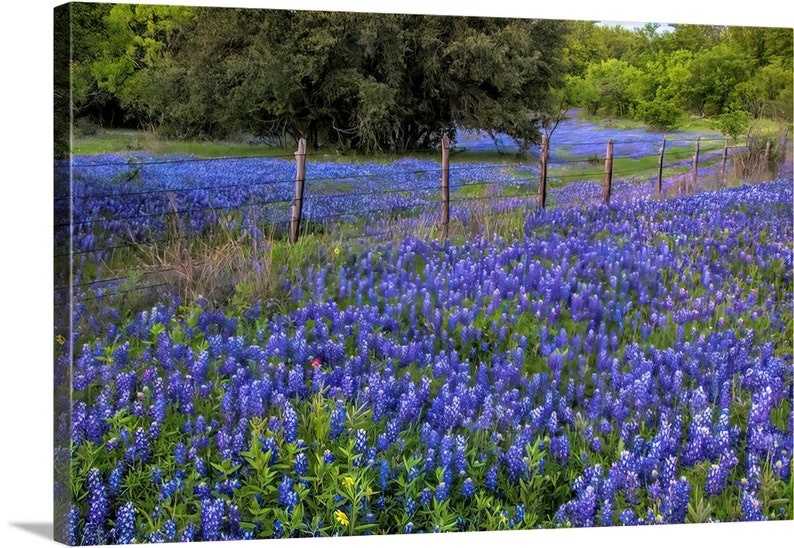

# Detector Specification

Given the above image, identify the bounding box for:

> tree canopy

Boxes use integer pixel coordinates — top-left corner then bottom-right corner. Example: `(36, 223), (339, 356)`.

(68, 5), (793, 150)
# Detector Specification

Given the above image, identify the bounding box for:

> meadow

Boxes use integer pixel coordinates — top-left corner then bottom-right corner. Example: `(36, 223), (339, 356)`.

(55, 118), (793, 544)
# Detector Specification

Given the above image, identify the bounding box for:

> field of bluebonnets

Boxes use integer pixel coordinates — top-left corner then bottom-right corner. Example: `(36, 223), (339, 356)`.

(55, 116), (793, 544)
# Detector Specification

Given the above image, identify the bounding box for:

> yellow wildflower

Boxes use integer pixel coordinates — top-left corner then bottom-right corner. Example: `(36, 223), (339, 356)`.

(334, 246), (341, 256)
(342, 476), (355, 487)
(55, 334), (66, 345)
(334, 509), (349, 526)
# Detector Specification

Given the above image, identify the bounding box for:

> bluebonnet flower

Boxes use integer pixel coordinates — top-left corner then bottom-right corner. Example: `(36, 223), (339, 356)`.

(85, 468), (108, 544)
(112, 342), (130, 368)
(502, 444), (526, 484)
(263, 437), (279, 465)
(486, 465), (499, 491)
(273, 519), (284, 538)
(705, 450), (738, 498)
(462, 478), (475, 497)
(571, 485), (598, 527)
(329, 400), (347, 439)
(194, 482), (212, 500)
(453, 435), (468, 475)
(379, 459), (391, 491)
(278, 475), (299, 512)
(108, 462), (124, 496)
(162, 519), (177, 543)
(200, 498), (225, 541)
(149, 466), (163, 487)
(741, 491), (767, 521)
(160, 476), (183, 501)
(68, 505), (81, 546)
(354, 428), (368, 465)
(435, 481), (449, 502)
(133, 427), (150, 462)
(174, 442), (187, 466)
(295, 452), (308, 476)
(662, 476), (691, 524)
(112, 503), (136, 544)
(618, 509), (639, 526)
(281, 401), (299, 443)
(515, 504), (525, 524)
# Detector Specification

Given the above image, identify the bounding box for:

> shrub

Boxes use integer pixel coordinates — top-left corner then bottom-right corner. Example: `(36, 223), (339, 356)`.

(713, 110), (751, 140)
(637, 99), (681, 131)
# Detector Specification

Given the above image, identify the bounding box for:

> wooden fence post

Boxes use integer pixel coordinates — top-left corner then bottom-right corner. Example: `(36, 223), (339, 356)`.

(721, 138), (728, 182)
(539, 134), (549, 210)
(763, 139), (771, 172)
(289, 137), (307, 244)
(440, 133), (450, 238)
(604, 139), (613, 208)
(690, 137), (700, 193)
(657, 136), (666, 196)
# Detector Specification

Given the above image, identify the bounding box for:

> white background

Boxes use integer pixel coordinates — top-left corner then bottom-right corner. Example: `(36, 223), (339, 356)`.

(1, 1), (792, 546)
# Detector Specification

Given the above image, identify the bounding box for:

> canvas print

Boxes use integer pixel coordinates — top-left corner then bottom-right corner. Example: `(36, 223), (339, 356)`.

(53, 2), (793, 545)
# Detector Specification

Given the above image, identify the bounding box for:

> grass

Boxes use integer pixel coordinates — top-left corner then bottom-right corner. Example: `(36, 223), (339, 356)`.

(72, 128), (537, 165)
(72, 129), (293, 158)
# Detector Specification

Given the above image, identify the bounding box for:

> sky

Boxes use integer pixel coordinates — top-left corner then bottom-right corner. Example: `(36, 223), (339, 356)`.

(598, 21), (676, 33)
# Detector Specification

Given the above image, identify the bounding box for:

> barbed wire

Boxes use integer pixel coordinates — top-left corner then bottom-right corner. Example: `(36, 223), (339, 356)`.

(74, 282), (171, 302)
(56, 133), (752, 300)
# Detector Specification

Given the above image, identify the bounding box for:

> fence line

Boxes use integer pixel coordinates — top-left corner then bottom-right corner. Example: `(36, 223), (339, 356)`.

(55, 132), (751, 300)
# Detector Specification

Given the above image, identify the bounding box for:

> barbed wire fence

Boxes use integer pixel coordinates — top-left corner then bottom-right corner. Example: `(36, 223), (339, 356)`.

(53, 132), (756, 307)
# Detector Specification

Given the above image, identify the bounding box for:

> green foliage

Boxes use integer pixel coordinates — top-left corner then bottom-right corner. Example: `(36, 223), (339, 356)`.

(732, 59), (794, 121)
(686, 43), (753, 117)
(637, 98), (682, 131)
(69, 7), (568, 151)
(66, 6), (793, 150)
(563, 75), (600, 115)
(713, 110), (751, 139)
(583, 59), (643, 118)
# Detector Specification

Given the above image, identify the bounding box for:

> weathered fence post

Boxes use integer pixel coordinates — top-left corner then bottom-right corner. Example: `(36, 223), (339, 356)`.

(657, 136), (666, 196)
(763, 139), (771, 173)
(690, 137), (701, 193)
(289, 137), (307, 244)
(539, 134), (549, 210)
(721, 138), (728, 182)
(440, 133), (450, 238)
(604, 139), (614, 208)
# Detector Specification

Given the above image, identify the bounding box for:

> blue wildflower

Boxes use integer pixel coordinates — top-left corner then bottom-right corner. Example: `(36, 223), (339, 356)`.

(462, 478), (475, 497)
